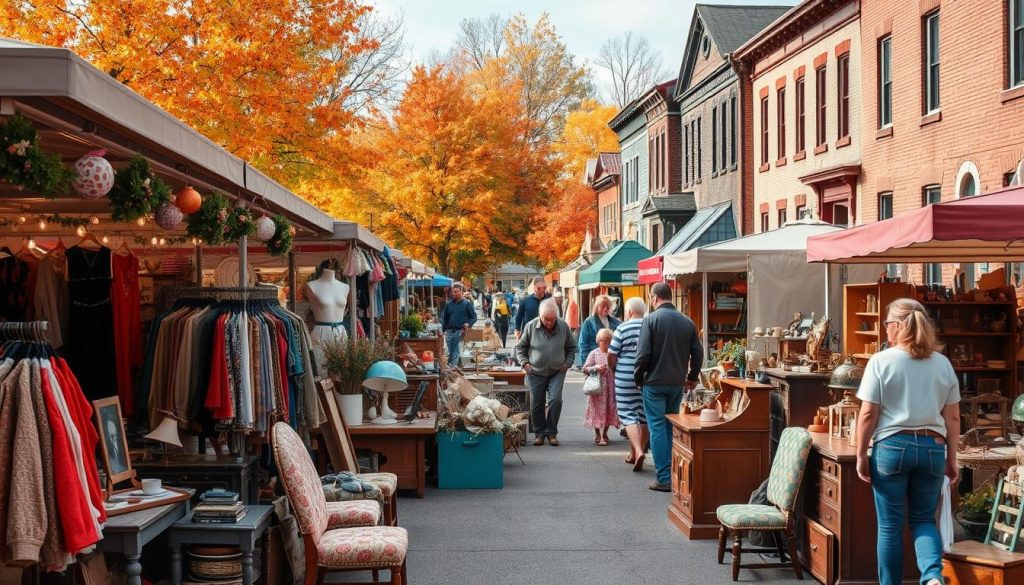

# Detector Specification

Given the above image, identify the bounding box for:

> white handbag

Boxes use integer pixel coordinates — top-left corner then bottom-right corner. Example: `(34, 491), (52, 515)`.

(582, 372), (603, 396)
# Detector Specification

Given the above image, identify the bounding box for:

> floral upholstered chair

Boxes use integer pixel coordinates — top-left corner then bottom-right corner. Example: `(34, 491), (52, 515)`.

(716, 427), (812, 581)
(272, 422), (408, 585)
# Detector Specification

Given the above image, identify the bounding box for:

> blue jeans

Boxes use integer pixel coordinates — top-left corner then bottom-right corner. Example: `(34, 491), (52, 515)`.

(444, 330), (462, 367)
(527, 370), (566, 437)
(870, 434), (946, 585)
(643, 384), (684, 484)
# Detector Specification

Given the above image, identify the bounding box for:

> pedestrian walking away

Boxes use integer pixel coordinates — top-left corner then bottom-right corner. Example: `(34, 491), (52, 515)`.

(582, 328), (620, 445)
(439, 282), (476, 367)
(577, 294), (620, 367)
(634, 282), (702, 492)
(515, 299), (575, 447)
(513, 276), (551, 340)
(854, 298), (960, 585)
(491, 290), (512, 348)
(608, 296), (649, 472)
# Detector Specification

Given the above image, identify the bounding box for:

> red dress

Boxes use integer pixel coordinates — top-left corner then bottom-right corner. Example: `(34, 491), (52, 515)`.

(583, 349), (620, 429)
(111, 252), (142, 414)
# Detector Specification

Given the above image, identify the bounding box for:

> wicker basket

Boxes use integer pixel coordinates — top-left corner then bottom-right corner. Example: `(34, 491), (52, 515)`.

(187, 549), (242, 580)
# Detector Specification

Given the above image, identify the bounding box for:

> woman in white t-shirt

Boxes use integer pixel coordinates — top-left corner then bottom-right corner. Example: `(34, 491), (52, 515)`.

(854, 298), (960, 585)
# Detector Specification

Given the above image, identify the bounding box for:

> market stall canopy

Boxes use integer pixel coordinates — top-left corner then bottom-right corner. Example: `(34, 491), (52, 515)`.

(0, 38), (334, 234)
(638, 202), (737, 284)
(806, 185), (1024, 263)
(578, 240), (653, 289)
(408, 274), (453, 287)
(665, 219), (845, 276)
(557, 257), (591, 290)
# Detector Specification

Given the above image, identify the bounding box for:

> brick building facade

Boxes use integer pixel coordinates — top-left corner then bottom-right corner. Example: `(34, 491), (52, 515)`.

(587, 152), (622, 246)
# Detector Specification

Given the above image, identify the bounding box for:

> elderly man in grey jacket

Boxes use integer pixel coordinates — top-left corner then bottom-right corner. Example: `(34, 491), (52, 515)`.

(515, 298), (576, 446)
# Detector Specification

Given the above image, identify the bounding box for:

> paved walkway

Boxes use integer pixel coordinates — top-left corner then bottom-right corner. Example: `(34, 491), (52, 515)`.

(397, 370), (806, 585)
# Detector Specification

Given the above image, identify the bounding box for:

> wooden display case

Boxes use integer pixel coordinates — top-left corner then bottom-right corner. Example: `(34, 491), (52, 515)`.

(667, 378), (771, 539)
(685, 280), (748, 350)
(842, 282), (914, 360)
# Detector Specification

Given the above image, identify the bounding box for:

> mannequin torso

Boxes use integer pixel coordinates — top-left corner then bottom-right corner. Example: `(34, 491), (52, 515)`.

(304, 269), (350, 346)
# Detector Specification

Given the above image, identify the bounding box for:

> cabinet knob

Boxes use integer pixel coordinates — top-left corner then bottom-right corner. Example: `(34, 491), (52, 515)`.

(810, 544), (818, 552)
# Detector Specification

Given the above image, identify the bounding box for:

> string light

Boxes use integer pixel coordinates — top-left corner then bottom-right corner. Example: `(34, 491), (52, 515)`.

(150, 236), (158, 245)
(159, 238), (166, 246)
(136, 217), (146, 227)
(190, 238), (198, 246)
(17, 215), (26, 224)
(26, 238), (35, 250)
(38, 220), (46, 230)
(76, 226), (86, 237)
(101, 235), (109, 244)
(90, 215), (100, 225)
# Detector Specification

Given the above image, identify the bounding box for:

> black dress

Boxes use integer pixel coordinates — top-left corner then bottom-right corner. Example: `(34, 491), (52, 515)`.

(66, 246), (117, 400)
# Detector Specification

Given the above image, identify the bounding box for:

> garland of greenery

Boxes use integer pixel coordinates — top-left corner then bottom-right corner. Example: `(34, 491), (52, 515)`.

(185, 192), (230, 244)
(131, 235), (193, 247)
(225, 206), (257, 241)
(0, 115), (74, 198)
(0, 214), (93, 229)
(108, 155), (171, 222)
(266, 214), (293, 257)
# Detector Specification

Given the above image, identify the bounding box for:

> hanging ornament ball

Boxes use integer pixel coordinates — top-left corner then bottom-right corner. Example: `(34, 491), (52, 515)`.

(72, 149), (114, 199)
(174, 185), (203, 214)
(255, 215), (276, 242)
(155, 203), (184, 230)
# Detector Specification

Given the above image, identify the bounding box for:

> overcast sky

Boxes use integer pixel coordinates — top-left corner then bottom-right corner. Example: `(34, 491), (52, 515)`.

(370, 0), (794, 96)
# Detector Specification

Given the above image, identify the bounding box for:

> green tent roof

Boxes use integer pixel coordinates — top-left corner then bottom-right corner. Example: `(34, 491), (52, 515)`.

(578, 240), (653, 286)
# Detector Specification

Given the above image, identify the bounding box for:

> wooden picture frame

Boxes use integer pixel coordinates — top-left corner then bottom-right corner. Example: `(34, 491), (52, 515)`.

(93, 397), (135, 494)
(315, 379), (360, 474)
(948, 340), (974, 367)
(700, 366), (725, 393)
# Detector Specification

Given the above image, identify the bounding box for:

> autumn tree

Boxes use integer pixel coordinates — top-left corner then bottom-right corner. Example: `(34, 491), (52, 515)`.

(554, 99), (621, 177)
(596, 31), (670, 108)
(356, 66), (545, 276)
(0, 0), (377, 189)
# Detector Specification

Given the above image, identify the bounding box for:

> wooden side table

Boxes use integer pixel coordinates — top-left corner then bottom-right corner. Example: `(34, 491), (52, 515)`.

(99, 498), (193, 585)
(133, 455), (260, 504)
(168, 505), (274, 585)
(349, 412), (437, 498)
(943, 539), (1024, 584)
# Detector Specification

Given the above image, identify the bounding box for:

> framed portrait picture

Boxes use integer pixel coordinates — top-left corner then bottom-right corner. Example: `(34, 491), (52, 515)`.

(700, 366), (725, 393)
(93, 397), (133, 489)
(947, 340), (973, 367)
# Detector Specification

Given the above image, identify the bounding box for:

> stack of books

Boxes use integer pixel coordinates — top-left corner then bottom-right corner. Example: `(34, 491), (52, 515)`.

(192, 489), (246, 524)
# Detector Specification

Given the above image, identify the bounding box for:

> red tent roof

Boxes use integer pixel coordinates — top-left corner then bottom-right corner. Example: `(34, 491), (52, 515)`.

(806, 185), (1024, 263)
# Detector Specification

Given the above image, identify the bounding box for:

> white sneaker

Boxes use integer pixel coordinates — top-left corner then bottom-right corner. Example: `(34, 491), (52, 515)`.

(925, 579), (945, 585)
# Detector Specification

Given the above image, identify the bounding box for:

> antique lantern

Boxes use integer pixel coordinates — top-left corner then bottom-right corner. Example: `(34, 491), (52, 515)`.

(827, 357), (864, 441)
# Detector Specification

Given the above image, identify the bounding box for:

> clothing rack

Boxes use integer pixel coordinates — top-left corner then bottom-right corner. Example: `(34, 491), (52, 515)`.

(0, 320), (49, 343)
(170, 285), (280, 302)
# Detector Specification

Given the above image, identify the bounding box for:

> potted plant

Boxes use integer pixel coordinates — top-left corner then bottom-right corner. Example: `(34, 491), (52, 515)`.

(717, 340), (746, 372)
(399, 314), (425, 338)
(321, 336), (395, 425)
(956, 483), (995, 541)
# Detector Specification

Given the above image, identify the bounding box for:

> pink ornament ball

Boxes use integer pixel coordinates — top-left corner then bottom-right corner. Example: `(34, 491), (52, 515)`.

(155, 203), (184, 230)
(255, 216), (276, 242)
(73, 150), (114, 199)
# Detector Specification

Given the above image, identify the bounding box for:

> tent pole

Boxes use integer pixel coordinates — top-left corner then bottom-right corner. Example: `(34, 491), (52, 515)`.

(194, 242), (203, 285)
(824, 263), (831, 320)
(287, 250), (297, 311)
(349, 240), (358, 337)
(702, 272), (709, 362)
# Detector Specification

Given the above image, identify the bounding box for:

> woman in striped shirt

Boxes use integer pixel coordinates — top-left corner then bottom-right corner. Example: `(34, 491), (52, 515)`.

(608, 297), (649, 472)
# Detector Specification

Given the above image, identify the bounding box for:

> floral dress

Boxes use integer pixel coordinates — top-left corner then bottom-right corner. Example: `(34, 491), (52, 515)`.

(583, 348), (620, 429)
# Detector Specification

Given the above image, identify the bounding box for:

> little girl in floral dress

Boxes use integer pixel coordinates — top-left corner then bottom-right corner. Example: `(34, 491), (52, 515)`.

(582, 328), (620, 445)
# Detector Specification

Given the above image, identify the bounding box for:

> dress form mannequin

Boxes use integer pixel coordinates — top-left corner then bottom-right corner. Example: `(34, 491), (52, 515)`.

(304, 267), (350, 372)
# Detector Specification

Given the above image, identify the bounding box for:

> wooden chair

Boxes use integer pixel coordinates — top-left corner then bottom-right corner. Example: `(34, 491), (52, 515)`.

(716, 427), (812, 581)
(315, 379), (399, 526)
(272, 422), (408, 585)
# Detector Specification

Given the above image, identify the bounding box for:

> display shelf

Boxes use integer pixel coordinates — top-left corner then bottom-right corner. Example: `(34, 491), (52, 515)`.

(709, 331), (746, 337)
(853, 331), (878, 336)
(954, 366), (1010, 372)
(923, 301), (1015, 306)
(843, 282), (914, 356)
(709, 308), (742, 313)
(855, 312), (879, 317)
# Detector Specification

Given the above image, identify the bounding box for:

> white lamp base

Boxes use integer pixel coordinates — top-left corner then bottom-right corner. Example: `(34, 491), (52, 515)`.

(370, 391), (400, 425)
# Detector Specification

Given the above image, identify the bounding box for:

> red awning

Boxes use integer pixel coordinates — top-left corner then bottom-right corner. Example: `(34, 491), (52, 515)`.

(637, 256), (664, 284)
(806, 185), (1024, 263)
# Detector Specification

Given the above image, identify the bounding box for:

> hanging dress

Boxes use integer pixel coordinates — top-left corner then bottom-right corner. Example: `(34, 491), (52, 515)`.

(66, 246), (117, 401)
(111, 252), (142, 415)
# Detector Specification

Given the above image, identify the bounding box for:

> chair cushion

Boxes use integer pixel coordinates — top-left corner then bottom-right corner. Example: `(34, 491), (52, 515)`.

(716, 504), (786, 529)
(357, 473), (398, 497)
(326, 500), (382, 529)
(767, 427), (812, 512)
(272, 422), (327, 537)
(317, 526), (407, 568)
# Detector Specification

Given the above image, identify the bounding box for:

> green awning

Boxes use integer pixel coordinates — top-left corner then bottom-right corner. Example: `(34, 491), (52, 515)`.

(577, 240), (653, 287)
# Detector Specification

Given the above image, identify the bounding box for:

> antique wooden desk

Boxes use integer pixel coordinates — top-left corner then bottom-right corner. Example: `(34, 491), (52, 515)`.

(99, 497), (192, 585)
(800, 432), (918, 584)
(169, 505), (274, 585)
(482, 369), (527, 386)
(133, 455), (259, 504)
(394, 372), (441, 413)
(349, 412), (437, 498)
(763, 368), (831, 460)
(667, 379), (771, 539)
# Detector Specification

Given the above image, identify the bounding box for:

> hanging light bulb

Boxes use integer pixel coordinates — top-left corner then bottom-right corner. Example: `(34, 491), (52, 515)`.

(27, 238), (36, 250)
(101, 235), (110, 244)
(150, 236), (158, 245)
(90, 215), (100, 225)
(76, 225), (86, 237)
(137, 217), (146, 227)
(159, 238), (166, 246)
(38, 219), (47, 230)
(191, 238), (198, 246)
(17, 215), (26, 224)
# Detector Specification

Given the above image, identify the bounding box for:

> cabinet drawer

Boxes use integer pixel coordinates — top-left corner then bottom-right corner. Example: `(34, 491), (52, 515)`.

(820, 459), (839, 479)
(805, 517), (834, 585)
(815, 500), (840, 535)
(818, 474), (840, 507)
(673, 427), (691, 449)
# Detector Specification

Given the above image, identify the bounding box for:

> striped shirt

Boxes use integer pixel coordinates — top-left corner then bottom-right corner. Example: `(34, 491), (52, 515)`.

(609, 319), (642, 388)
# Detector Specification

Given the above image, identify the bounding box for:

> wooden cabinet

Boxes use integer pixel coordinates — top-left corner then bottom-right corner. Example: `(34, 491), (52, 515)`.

(800, 432), (918, 584)
(943, 540), (1024, 585)
(842, 282), (914, 359)
(667, 379), (771, 539)
(764, 368), (831, 461)
(132, 455), (259, 505)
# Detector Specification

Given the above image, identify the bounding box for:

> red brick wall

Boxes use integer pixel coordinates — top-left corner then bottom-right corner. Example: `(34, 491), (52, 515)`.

(668, 114), (682, 193)
(597, 182), (620, 244)
(740, 64), (755, 235)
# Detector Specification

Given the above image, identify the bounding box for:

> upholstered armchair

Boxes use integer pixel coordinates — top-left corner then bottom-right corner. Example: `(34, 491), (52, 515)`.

(273, 422), (408, 585)
(716, 427), (812, 581)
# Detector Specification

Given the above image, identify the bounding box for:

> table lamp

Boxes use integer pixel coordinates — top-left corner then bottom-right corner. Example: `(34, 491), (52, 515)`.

(145, 410), (183, 463)
(364, 360), (409, 425)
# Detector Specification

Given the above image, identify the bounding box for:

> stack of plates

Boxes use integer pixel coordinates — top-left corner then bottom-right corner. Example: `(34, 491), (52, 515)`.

(986, 360), (1007, 369)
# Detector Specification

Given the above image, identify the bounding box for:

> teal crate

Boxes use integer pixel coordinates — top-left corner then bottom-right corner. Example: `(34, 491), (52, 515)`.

(438, 431), (504, 489)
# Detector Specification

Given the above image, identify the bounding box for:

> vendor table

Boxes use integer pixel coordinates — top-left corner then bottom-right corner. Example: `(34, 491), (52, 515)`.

(481, 369), (526, 386)
(133, 455), (260, 504)
(957, 445), (1018, 475)
(99, 496), (193, 585)
(169, 505), (274, 585)
(349, 412), (437, 498)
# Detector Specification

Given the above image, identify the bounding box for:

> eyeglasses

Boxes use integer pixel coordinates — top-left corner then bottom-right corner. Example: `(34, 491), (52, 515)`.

(883, 320), (899, 326)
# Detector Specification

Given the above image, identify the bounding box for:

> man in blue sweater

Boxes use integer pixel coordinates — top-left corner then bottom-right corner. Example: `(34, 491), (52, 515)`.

(440, 282), (477, 367)
(514, 277), (551, 340)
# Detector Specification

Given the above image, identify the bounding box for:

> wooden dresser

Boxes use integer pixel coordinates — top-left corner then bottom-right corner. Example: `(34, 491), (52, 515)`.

(763, 369), (831, 461)
(800, 432), (918, 584)
(667, 379), (771, 539)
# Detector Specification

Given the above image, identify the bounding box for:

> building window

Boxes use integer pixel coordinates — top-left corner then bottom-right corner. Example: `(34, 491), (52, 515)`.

(879, 36), (893, 128)
(838, 55), (850, 138)
(924, 11), (941, 113)
(777, 87), (786, 159)
(730, 95), (737, 166)
(760, 96), (769, 165)
(923, 185), (942, 283)
(816, 66), (827, 146)
(696, 118), (702, 179)
(831, 203), (850, 226)
(795, 204), (807, 219)
(684, 123), (690, 185)
(878, 192), (894, 221)
(761, 212), (769, 232)
(796, 77), (806, 153)
(778, 207), (787, 227)
(1013, 0), (1024, 87)
(712, 106), (719, 173)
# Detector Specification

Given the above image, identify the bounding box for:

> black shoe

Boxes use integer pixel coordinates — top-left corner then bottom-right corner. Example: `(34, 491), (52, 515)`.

(648, 481), (672, 492)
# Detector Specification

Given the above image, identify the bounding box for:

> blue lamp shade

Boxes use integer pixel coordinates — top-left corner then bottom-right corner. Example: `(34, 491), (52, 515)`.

(363, 360), (408, 392)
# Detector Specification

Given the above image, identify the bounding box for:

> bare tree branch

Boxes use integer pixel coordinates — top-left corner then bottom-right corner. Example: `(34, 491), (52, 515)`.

(595, 32), (669, 108)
